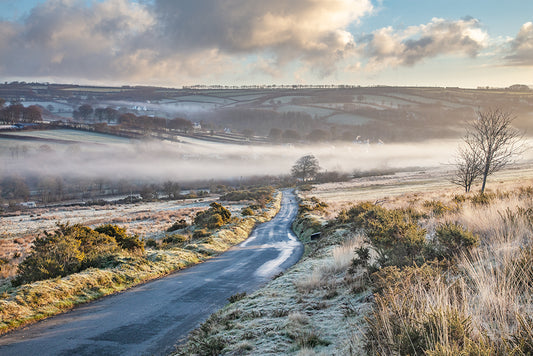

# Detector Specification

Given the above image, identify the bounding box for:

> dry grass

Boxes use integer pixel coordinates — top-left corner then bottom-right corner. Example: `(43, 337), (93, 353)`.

(295, 235), (364, 294)
(365, 184), (533, 354)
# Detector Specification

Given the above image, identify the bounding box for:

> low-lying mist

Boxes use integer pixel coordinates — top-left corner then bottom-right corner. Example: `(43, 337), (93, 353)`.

(2, 137), (532, 182)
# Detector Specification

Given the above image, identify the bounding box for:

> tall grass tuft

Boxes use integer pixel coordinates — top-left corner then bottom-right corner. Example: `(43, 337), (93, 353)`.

(365, 188), (533, 355)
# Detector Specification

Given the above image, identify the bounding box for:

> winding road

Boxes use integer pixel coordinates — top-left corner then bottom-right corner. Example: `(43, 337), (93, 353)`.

(0, 190), (303, 356)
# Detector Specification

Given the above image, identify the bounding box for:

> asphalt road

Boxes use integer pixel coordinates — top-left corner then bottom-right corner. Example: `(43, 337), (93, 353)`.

(0, 190), (303, 356)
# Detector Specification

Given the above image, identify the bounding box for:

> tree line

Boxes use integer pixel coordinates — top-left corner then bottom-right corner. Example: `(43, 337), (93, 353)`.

(0, 99), (42, 124)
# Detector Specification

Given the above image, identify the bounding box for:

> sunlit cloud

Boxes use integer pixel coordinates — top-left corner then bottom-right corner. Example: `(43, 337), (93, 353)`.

(0, 0), (374, 84)
(359, 17), (488, 70)
(505, 22), (533, 66)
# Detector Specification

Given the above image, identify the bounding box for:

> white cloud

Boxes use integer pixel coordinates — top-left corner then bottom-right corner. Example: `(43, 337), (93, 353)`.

(0, 0), (374, 84)
(505, 22), (533, 66)
(360, 17), (488, 70)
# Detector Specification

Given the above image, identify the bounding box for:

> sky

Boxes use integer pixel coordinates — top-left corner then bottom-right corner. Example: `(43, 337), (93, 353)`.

(0, 0), (532, 88)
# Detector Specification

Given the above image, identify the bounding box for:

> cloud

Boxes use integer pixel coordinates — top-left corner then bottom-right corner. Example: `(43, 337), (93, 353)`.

(360, 17), (488, 69)
(0, 0), (374, 83)
(0, 0), (155, 80)
(505, 22), (533, 66)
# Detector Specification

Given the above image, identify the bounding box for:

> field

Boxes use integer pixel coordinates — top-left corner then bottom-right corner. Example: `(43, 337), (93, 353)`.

(0, 129), (131, 145)
(5, 84), (533, 142)
(176, 165), (533, 355)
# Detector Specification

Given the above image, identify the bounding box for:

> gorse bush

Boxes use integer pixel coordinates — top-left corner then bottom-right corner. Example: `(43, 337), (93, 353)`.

(14, 224), (117, 285)
(162, 234), (188, 245)
(13, 223), (143, 286)
(194, 202), (232, 229)
(192, 228), (210, 239)
(166, 219), (189, 232)
(470, 192), (495, 206)
(338, 202), (426, 267)
(241, 206), (254, 216)
(434, 222), (479, 259)
(94, 224), (144, 253)
(423, 200), (452, 216)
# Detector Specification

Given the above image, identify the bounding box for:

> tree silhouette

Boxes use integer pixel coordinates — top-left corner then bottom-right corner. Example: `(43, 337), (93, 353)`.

(291, 155), (320, 181)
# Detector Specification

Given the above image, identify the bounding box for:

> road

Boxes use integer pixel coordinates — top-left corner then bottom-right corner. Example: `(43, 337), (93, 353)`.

(0, 190), (303, 356)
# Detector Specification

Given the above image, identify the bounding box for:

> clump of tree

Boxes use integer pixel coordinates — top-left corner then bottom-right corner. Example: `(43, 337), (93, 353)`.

(13, 223), (144, 286)
(194, 202), (232, 229)
(291, 155), (320, 181)
(0, 103), (42, 123)
(452, 108), (524, 193)
(73, 104), (94, 121)
(117, 112), (192, 133)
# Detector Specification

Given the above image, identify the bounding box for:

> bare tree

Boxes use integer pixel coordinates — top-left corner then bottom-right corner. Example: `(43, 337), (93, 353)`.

(291, 155), (320, 181)
(459, 108), (524, 193)
(451, 145), (482, 192)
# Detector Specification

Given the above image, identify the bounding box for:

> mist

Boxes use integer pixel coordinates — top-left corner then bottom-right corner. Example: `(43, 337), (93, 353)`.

(0, 137), (478, 182)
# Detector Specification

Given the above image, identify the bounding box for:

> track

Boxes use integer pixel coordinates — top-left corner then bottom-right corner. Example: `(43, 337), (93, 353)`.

(0, 190), (303, 356)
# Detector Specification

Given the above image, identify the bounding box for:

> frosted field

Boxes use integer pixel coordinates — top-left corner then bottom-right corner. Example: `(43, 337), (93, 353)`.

(174, 95), (235, 105)
(355, 94), (414, 108)
(273, 104), (337, 117)
(0, 197), (248, 240)
(326, 113), (374, 125)
(0, 129), (131, 144)
(301, 165), (533, 216)
(389, 93), (466, 108)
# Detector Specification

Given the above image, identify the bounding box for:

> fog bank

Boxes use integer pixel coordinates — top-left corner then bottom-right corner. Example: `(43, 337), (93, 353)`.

(2, 136), (532, 182)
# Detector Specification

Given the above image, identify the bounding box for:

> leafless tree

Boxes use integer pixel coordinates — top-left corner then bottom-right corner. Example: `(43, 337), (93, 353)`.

(456, 108), (524, 193)
(451, 144), (482, 192)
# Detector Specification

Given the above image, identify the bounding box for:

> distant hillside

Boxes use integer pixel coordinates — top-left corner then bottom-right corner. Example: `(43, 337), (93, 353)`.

(1, 83), (532, 143)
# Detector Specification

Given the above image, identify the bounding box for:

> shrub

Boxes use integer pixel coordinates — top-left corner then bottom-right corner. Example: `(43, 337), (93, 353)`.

(435, 222), (479, 259)
(144, 238), (158, 248)
(194, 202), (232, 229)
(94, 224), (144, 253)
(162, 234), (188, 245)
(167, 219), (188, 232)
(470, 192), (495, 206)
(13, 223), (120, 285)
(241, 207), (254, 216)
(349, 246), (370, 273)
(207, 214), (224, 229)
(227, 291), (247, 303)
(298, 184), (314, 191)
(342, 202), (426, 267)
(423, 200), (451, 216)
(193, 229), (210, 239)
(14, 234), (84, 285)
